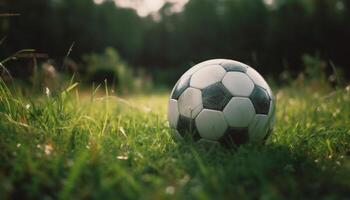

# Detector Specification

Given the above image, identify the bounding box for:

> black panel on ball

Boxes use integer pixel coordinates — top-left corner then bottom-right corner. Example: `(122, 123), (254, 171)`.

(219, 128), (249, 148)
(171, 76), (191, 100)
(202, 82), (232, 111)
(177, 115), (201, 141)
(249, 86), (271, 115)
(221, 61), (247, 73)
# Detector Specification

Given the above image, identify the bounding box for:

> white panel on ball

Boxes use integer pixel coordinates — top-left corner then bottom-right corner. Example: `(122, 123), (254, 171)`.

(190, 65), (226, 89)
(222, 72), (254, 97)
(195, 109), (228, 140)
(178, 87), (203, 118)
(196, 59), (229, 66)
(181, 66), (201, 79)
(248, 114), (269, 143)
(167, 99), (180, 128)
(223, 97), (256, 127)
(181, 59), (226, 79)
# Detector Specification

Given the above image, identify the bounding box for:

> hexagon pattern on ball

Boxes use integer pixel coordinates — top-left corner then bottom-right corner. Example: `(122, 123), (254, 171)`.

(181, 64), (202, 80)
(190, 65), (226, 89)
(223, 97), (256, 128)
(177, 115), (200, 140)
(249, 86), (271, 115)
(167, 59), (275, 147)
(195, 109), (228, 140)
(196, 59), (228, 67)
(246, 67), (273, 97)
(167, 99), (180, 129)
(248, 114), (269, 143)
(202, 82), (232, 111)
(178, 87), (203, 119)
(182, 59), (228, 79)
(222, 72), (255, 97)
(221, 60), (247, 73)
(171, 75), (191, 100)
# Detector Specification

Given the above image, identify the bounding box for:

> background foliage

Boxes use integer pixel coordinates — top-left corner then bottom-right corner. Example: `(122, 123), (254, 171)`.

(1, 0), (349, 86)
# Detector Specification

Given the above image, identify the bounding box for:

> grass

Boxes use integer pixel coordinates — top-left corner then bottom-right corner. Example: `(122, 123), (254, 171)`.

(0, 80), (350, 200)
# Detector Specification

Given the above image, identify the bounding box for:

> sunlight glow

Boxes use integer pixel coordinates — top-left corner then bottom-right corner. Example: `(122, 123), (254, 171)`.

(264, 0), (274, 5)
(94, 0), (189, 16)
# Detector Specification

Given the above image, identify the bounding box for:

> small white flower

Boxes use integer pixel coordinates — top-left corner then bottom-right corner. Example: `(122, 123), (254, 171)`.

(119, 127), (127, 138)
(67, 160), (74, 167)
(25, 104), (31, 109)
(165, 186), (175, 195)
(116, 155), (128, 160)
(17, 143), (21, 148)
(179, 175), (190, 185)
(44, 144), (53, 155)
(45, 87), (50, 97)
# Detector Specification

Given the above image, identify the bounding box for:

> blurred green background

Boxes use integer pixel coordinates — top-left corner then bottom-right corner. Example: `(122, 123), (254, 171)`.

(1, 0), (349, 92)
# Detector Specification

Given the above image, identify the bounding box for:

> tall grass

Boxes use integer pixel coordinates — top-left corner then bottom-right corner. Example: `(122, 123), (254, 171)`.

(0, 75), (350, 199)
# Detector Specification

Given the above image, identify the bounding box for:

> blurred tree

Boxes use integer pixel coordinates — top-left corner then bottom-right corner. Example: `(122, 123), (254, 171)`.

(264, 0), (312, 75)
(1, 0), (349, 84)
(221, 0), (268, 68)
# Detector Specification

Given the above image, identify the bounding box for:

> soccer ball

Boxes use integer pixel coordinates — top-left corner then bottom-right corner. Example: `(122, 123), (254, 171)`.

(167, 59), (275, 147)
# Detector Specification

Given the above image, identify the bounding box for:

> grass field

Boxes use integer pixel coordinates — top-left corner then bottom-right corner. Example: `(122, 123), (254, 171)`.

(0, 80), (350, 199)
